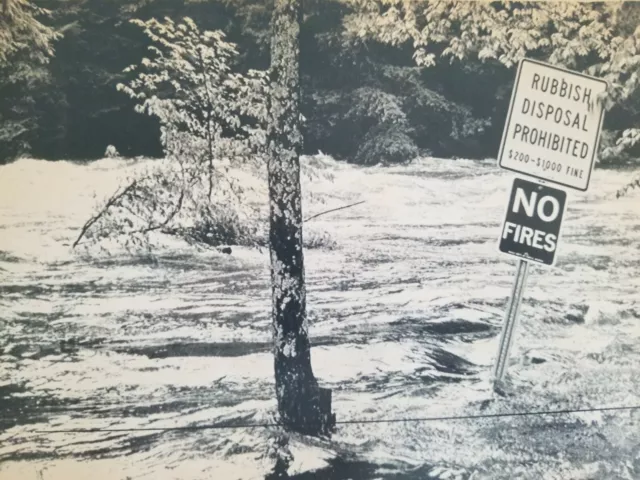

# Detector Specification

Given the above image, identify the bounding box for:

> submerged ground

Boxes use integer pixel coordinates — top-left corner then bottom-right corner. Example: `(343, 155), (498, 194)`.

(0, 156), (639, 480)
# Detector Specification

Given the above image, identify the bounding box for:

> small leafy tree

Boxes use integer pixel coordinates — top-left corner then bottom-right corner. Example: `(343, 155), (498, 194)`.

(73, 17), (270, 250)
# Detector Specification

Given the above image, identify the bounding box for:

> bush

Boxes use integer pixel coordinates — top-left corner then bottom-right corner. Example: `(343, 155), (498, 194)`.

(355, 122), (419, 165)
(303, 229), (337, 250)
(165, 209), (263, 248)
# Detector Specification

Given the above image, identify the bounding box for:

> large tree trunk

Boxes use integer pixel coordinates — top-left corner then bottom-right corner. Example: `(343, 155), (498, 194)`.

(267, 0), (334, 436)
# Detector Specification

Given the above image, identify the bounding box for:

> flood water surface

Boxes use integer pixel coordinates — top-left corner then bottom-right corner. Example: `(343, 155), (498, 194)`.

(1, 157), (639, 479)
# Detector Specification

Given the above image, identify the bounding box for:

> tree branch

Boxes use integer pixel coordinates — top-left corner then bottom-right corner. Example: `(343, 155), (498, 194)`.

(196, 45), (216, 200)
(136, 186), (186, 234)
(72, 180), (138, 248)
(304, 201), (365, 222)
(616, 176), (640, 199)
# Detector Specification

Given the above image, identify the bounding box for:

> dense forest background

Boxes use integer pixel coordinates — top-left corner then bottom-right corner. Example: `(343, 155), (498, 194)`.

(1, 0), (640, 166)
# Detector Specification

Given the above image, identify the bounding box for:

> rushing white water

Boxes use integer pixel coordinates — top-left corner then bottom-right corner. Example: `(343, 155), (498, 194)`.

(0, 156), (639, 480)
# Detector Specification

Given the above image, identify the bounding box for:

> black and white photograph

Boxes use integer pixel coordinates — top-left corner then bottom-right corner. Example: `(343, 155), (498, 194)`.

(1, 1), (639, 478)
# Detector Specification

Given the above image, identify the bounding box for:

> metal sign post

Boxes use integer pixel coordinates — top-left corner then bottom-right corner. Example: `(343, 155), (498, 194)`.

(493, 176), (567, 390)
(493, 259), (529, 389)
(491, 58), (607, 391)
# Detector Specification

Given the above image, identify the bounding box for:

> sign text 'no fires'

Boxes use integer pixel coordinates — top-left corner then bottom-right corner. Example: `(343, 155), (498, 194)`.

(499, 177), (566, 266)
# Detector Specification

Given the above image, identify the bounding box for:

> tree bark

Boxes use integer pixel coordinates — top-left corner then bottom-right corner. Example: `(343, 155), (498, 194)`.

(267, 0), (334, 436)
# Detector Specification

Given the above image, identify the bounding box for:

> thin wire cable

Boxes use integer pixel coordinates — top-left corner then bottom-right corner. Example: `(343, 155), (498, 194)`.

(31, 404), (640, 434)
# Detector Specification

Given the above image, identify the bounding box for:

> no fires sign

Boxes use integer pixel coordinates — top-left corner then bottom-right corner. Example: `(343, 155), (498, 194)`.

(499, 177), (567, 266)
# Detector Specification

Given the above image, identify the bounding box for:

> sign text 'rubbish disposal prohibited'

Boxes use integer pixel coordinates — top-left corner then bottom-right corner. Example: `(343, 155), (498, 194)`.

(498, 58), (607, 191)
(499, 177), (567, 267)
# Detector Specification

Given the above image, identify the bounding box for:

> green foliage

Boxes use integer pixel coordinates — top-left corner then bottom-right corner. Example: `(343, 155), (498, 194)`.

(341, 0), (640, 159)
(301, 2), (491, 163)
(2, 0), (640, 165)
(23, 0), (267, 160)
(616, 171), (640, 198)
(348, 86), (409, 129)
(600, 128), (640, 165)
(0, 0), (59, 162)
(75, 17), (269, 250)
(615, 129), (640, 155)
(342, 1), (633, 76)
(303, 229), (337, 250)
(305, 64), (490, 162)
(345, 86), (418, 164)
(118, 17), (268, 159)
(0, 0), (58, 67)
(31, 0), (173, 159)
(380, 64), (491, 155)
(355, 122), (418, 165)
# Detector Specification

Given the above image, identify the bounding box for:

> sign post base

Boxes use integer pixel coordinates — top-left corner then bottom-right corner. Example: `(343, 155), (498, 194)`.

(493, 259), (529, 391)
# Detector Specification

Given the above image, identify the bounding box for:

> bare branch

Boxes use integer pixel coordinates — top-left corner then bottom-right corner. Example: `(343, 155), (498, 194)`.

(72, 180), (138, 248)
(136, 186), (186, 234)
(304, 201), (365, 223)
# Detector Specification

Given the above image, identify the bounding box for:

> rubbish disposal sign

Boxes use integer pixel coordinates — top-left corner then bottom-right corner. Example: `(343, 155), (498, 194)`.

(499, 177), (567, 266)
(498, 58), (607, 191)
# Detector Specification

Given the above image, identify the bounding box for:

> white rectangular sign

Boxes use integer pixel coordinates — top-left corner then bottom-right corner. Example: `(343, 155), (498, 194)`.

(498, 58), (607, 191)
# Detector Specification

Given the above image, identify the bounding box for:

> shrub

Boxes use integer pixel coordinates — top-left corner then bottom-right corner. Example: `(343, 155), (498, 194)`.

(355, 122), (419, 165)
(303, 229), (337, 250)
